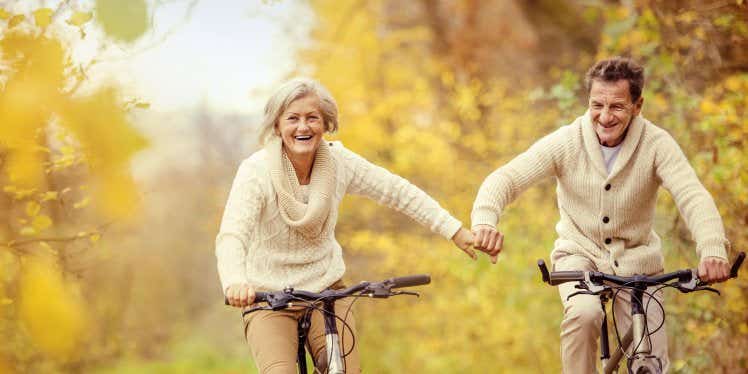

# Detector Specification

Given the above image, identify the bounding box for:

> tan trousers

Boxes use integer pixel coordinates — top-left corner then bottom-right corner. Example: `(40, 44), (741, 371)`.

(242, 282), (361, 374)
(556, 255), (669, 374)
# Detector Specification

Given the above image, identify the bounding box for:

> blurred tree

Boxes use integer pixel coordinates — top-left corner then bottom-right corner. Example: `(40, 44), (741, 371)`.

(0, 1), (149, 372)
(299, 0), (748, 372)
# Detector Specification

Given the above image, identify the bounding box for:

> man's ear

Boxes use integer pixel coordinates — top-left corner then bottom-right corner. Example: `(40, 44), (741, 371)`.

(633, 96), (644, 116)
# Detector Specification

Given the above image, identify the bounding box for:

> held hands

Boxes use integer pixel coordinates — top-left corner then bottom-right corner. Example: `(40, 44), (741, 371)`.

(452, 227), (478, 260)
(472, 224), (504, 264)
(225, 283), (255, 308)
(698, 256), (730, 283)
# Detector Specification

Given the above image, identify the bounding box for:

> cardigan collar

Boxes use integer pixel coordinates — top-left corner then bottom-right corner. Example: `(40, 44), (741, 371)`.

(581, 111), (646, 180)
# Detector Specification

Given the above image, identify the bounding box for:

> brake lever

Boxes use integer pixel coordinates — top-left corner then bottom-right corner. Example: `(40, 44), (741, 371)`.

(391, 290), (420, 297)
(696, 286), (721, 295)
(241, 305), (273, 318)
(567, 290), (599, 300)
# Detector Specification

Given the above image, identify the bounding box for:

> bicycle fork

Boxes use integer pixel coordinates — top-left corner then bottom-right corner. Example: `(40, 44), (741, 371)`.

(323, 299), (345, 374)
(297, 300), (346, 374)
(601, 286), (659, 374)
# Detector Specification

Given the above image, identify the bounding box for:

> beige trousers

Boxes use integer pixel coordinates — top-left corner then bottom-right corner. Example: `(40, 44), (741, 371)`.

(556, 255), (669, 374)
(242, 281), (361, 374)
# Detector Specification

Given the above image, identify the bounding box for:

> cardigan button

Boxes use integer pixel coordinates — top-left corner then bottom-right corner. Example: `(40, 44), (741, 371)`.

(605, 238), (612, 245)
(614, 260), (619, 267)
(605, 184), (611, 191)
(603, 216), (610, 223)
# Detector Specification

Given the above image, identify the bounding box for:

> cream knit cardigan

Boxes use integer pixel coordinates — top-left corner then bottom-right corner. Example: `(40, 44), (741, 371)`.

(216, 141), (462, 293)
(472, 113), (729, 275)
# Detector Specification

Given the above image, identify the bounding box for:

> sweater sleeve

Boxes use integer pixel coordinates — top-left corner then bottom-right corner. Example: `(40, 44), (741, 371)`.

(654, 134), (729, 260)
(215, 158), (266, 293)
(471, 127), (565, 228)
(337, 144), (461, 240)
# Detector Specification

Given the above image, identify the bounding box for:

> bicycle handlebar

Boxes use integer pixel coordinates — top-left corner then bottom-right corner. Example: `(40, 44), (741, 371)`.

(224, 274), (431, 307)
(538, 251), (745, 289)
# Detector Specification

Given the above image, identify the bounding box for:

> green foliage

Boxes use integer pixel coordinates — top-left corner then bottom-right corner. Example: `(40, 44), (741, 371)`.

(95, 0), (149, 43)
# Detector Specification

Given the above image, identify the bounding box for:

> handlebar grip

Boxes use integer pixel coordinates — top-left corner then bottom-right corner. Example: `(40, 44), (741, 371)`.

(537, 259), (550, 283)
(548, 271), (585, 286)
(730, 251), (746, 278)
(389, 274), (431, 288)
(224, 291), (268, 305)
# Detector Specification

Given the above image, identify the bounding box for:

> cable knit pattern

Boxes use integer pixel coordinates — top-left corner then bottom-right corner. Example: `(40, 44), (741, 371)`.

(216, 141), (462, 293)
(267, 137), (335, 238)
(472, 113), (729, 276)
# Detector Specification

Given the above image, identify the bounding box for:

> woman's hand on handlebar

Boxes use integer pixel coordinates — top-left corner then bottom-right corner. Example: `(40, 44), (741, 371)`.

(698, 256), (730, 283)
(225, 283), (255, 308)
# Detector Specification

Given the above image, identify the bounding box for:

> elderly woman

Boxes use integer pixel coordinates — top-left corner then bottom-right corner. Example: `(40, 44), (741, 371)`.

(216, 78), (475, 373)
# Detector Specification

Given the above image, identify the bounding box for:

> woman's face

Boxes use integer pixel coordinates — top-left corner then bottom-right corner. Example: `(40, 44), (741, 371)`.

(276, 95), (325, 160)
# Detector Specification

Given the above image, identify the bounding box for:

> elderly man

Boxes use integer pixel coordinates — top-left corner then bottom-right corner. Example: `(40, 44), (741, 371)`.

(471, 57), (731, 373)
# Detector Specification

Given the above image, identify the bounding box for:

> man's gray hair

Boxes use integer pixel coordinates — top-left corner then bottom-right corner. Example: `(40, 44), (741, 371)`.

(585, 57), (645, 102)
(258, 78), (339, 145)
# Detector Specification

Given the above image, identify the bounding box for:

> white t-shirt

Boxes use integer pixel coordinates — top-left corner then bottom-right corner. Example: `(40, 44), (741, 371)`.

(600, 143), (622, 174)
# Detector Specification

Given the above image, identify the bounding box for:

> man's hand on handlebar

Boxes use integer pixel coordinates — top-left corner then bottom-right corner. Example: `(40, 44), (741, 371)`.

(698, 256), (730, 283)
(225, 283), (255, 308)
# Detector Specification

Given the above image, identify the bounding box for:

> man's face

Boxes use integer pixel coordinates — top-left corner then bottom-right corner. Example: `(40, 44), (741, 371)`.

(588, 79), (643, 147)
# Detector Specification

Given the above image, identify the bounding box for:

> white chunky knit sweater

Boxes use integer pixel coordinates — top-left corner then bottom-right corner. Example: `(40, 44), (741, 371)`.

(216, 141), (462, 293)
(472, 113), (729, 275)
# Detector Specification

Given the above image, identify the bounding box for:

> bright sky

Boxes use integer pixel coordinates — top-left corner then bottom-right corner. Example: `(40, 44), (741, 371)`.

(101, 0), (312, 115)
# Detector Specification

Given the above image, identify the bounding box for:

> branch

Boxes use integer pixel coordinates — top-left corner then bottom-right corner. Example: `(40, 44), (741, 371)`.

(3, 221), (114, 250)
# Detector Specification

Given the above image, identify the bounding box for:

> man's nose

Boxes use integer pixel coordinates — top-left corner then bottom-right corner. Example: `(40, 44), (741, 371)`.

(599, 107), (613, 123)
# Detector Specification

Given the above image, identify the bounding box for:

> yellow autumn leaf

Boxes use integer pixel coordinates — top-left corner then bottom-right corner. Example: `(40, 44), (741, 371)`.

(32, 214), (53, 231)
(8, 14), (24, 28)
(41, 191), (59, 201)
(19, 257), (88, 360)
(33, 8), (54, 28)
(25, 201), (41, 217)
(0, 8), (10, 20)
(73, 197), (90, 209)
(89, 233), (101, 243)
(67, 11), (93, 26)
(19, 226), (36, 236)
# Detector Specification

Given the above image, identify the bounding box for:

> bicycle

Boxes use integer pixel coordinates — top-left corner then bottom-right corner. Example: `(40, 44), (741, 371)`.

(536, 251), (745, 374)
(225, 274), (431, 374)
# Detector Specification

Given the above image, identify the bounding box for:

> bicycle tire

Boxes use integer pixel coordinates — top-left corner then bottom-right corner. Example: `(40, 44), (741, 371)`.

(628, 355), (662, 374)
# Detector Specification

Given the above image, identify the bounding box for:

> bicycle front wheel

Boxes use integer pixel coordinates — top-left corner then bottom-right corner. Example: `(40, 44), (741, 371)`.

(628, 354), (662, 374)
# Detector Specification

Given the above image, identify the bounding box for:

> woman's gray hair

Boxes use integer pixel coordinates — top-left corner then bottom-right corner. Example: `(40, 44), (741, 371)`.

(258, 78), (339, 145)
